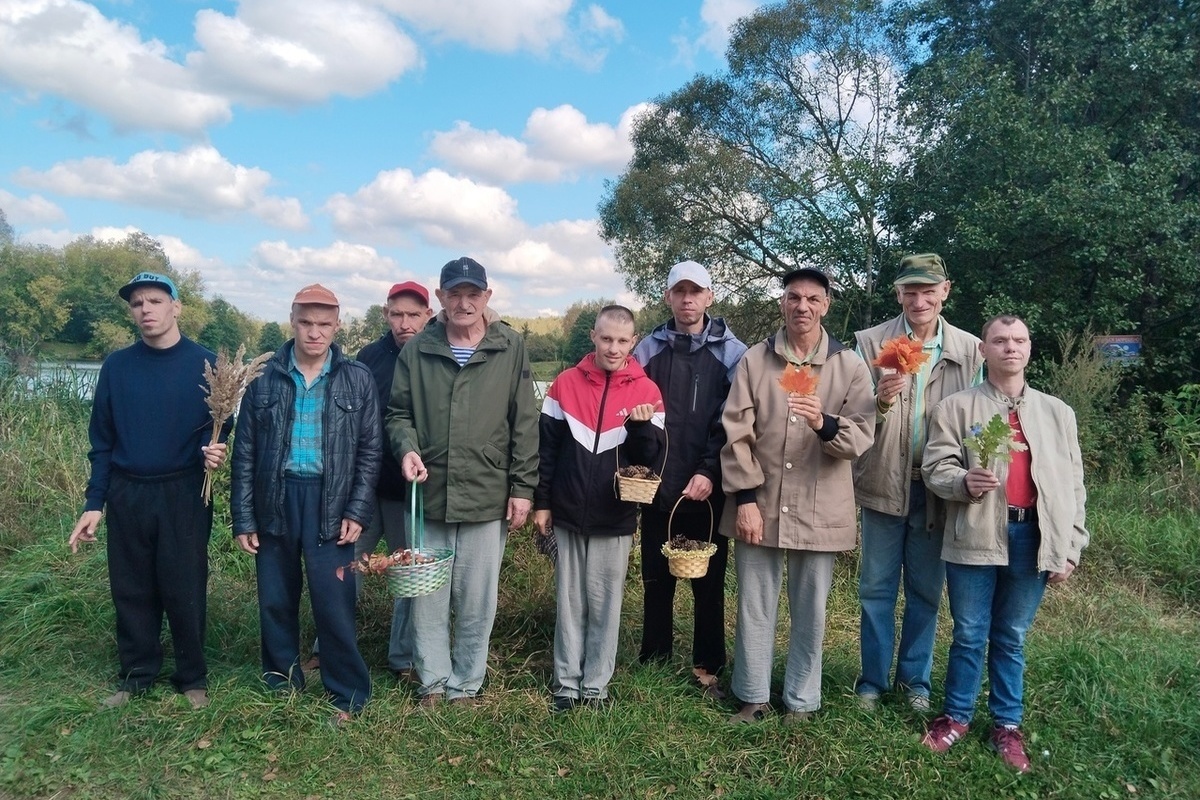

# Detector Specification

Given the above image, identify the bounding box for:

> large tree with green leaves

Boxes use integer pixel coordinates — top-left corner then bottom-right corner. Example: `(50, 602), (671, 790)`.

(891, 0), (1200, 388)
(599, 0), (904, 333)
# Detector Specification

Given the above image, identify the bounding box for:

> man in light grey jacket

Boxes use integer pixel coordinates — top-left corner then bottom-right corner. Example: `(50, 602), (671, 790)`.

(852, 253), (983, 712)
(919, 314), (1088, 773)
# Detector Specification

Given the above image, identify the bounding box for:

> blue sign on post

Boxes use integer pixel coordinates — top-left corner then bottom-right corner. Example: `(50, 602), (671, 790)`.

(1094, 335), (1141, 365)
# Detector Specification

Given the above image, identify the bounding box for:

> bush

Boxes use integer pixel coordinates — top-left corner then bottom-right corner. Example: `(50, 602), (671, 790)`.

(1040, 330), (1158, 480)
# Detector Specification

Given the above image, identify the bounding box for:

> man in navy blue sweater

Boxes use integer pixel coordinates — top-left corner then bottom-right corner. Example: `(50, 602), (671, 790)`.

(70, 272), (228, 711)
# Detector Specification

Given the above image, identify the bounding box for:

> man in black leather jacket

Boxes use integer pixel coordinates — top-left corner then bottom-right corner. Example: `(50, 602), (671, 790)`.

(232, 284), (381, 722)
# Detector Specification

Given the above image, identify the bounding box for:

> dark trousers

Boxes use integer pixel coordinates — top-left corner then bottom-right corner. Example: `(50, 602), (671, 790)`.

(639, 505), (729, 673)
(255, 477), (370, 713)
(105, 467), (212, 693)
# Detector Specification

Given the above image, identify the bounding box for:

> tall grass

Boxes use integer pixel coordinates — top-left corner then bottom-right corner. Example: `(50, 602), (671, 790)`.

(1, 383), (1199, 799)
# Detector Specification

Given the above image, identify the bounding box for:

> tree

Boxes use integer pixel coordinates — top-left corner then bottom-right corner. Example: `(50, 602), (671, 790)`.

(0, 242), (70, 348)
(0, 208), (13, 245)
(600, 0), (905, 333)
(564, 308), (601, 365)
(892, 0), (1200, 389)
(198, 297), (255, 355)
(257, 321), (286, 354)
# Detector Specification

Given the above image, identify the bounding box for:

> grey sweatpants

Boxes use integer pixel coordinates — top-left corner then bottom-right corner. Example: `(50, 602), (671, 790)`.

(552, 526), (632, 700)
(411, 518), (507, 700)
(731, 542), (835, 712)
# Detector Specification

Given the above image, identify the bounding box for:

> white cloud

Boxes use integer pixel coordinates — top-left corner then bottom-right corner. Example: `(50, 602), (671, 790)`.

(188, 0), (422, 106)
(428, 102), (651, 184)
(0, 0), (231, 134)
(0, 188), (65, 225)
(325, 167), (521, 248)
(377, 0), (571, 53)
(15, 146), (309, 230)
(674, 0), (761, 63)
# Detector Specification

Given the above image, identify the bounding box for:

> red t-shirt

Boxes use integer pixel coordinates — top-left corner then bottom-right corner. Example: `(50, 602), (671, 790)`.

(1005, 409), (1037, 508)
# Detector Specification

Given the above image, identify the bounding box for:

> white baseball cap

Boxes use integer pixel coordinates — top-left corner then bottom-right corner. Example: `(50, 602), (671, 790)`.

(666, 260), (712, 291)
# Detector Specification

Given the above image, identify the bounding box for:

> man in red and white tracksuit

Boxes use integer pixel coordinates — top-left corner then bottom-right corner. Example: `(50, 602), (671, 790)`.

(534, 305), (665, 713)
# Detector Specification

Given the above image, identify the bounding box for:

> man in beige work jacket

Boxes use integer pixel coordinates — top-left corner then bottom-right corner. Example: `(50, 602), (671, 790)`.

(720, 267), (875, 725)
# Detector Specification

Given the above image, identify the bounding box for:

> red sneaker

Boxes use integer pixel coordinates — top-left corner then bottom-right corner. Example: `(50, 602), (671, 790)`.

(991, 725), (1032, 773)
(921, 714), (969, 752)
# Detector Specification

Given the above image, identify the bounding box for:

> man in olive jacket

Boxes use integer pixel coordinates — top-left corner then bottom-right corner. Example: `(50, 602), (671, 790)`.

(852, 253), (984, 712)
(387, 257), (539, 706)
(720, 268), (875, 725)
(920, 314), (1087, 773)
(232, 284), (381, 721)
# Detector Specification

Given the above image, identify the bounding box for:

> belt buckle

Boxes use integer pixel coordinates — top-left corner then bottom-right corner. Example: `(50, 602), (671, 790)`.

(1008, 506), (1031, 522)
(910, 467), (922, 482)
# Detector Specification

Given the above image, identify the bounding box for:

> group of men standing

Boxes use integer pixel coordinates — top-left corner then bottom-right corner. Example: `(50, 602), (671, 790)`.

(70, 251), (1087, 772)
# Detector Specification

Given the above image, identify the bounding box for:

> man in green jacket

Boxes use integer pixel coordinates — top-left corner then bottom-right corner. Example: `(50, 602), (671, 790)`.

(386, 256), (539, 706)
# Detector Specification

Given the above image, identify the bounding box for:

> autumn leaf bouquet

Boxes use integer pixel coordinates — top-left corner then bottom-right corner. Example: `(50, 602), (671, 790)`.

(778, 363), (819, 395)
(873, 335), (930, 375)
(964, 413), (1028, 469)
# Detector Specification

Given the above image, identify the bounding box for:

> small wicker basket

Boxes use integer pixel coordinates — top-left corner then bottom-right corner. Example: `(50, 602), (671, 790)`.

(385, 483), (454, 598)
(614, 428), (669, 504)
(660, 496), (717, 579)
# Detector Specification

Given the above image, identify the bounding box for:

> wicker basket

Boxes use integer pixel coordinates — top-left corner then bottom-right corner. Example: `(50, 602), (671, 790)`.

(614, 428), (669, 504)
(660, 496), (717, 579)
(385, 548), (454, 598)
(386, 482), (454, 598)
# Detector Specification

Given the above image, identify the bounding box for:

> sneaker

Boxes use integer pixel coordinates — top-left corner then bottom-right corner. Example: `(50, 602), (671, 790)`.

(693, 668), (727, 700)
(728, 702), (771, 725)
(907, 693), (931, 713)
(329, 710), (353, 729)
(990, 725), (1032, 773)
(183, 689), (210, 710)
(448, 695), (479, 708)
(921, 714), (969, 752)
(857, 692), (880, 711)
(550, 695), (578, 714)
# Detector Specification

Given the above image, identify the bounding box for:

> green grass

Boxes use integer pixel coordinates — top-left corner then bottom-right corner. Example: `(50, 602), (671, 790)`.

(2, 382), (1199, 799)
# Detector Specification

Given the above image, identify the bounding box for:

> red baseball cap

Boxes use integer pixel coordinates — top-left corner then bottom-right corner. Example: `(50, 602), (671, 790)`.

(387, 281), (430, 305)
(292, 283), (339, 307)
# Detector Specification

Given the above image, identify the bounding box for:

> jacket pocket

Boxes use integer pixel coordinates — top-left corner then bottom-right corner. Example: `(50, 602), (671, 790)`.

(332, 394), (363, 414)
(482, 441), (510, 471)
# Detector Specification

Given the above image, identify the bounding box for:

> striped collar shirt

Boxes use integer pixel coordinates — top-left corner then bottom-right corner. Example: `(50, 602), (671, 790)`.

(905, 317), (945, 460)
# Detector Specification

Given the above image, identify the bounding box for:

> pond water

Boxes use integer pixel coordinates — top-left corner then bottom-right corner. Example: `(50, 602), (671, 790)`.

(29, 361), (101, 400)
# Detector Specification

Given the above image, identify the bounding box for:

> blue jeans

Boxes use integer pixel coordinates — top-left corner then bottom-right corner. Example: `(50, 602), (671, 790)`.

(857, 483), (944, 698)
(942, 521), (1047, 727)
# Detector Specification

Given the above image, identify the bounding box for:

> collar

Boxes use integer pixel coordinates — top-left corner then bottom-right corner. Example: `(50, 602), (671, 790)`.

(903, 316), (944, 350)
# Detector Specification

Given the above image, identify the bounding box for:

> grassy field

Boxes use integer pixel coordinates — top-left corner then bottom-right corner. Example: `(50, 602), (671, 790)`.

(1, 381), (1198, 799)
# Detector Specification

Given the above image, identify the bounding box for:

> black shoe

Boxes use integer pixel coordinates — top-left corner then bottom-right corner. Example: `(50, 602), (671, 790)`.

(550, 695), (579, 714)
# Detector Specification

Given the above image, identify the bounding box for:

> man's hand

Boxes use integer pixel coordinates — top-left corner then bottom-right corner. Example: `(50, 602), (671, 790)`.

(627, 402), (658, 422)
(69, 511), (102, 553)
(534, 509), (552, 536)
(876, 371), (908, 407)
(402, 452), (428, 483)
(507, 497), (532, 531)
(201, 442), (227, 470)
(1048, 561), (1076, 585)
(788, 393), (825, 430)
(338, 518), (363, 545)
(734, 502), (763, 545)
(236, 533), (260, 554)
(682, 474), (714, 502)
(964, 467), (1000, 499)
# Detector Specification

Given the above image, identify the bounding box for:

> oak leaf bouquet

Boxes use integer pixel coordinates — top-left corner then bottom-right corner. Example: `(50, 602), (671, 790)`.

(873, 335), (930, 375)
(200, 345), (272, 504)
(964, 413), (1028, 469)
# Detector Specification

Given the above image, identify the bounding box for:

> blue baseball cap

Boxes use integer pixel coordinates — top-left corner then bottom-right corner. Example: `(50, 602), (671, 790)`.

(119, 272), (178, 302)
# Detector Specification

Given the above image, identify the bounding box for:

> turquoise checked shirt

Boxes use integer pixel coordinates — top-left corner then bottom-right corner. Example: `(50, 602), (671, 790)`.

(284, 348), (331, 476)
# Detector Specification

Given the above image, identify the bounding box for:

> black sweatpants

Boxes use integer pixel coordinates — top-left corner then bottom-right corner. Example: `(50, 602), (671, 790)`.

(105, 467), (212, 693)
(638, 504), (729, 674)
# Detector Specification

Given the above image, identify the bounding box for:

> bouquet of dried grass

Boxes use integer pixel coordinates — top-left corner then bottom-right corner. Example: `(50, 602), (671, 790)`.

(200, 344), (271, 504)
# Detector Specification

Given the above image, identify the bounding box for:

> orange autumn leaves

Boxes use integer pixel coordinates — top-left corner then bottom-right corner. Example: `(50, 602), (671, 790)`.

(874, 335), (930, 375)
(778, 363), (819, 395)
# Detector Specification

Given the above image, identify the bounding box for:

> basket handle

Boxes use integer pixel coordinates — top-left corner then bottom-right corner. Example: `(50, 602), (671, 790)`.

(409, 480), (425, 552)
(667, 494), (714, 544)
(614, 424), (670, 477)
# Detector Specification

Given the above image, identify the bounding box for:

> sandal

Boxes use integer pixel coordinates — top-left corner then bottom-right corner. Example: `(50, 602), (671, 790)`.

(728, 702), (771, 724)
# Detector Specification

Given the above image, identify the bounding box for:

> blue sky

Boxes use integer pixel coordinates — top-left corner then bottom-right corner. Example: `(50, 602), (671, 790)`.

(0, 0), (763, 322)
